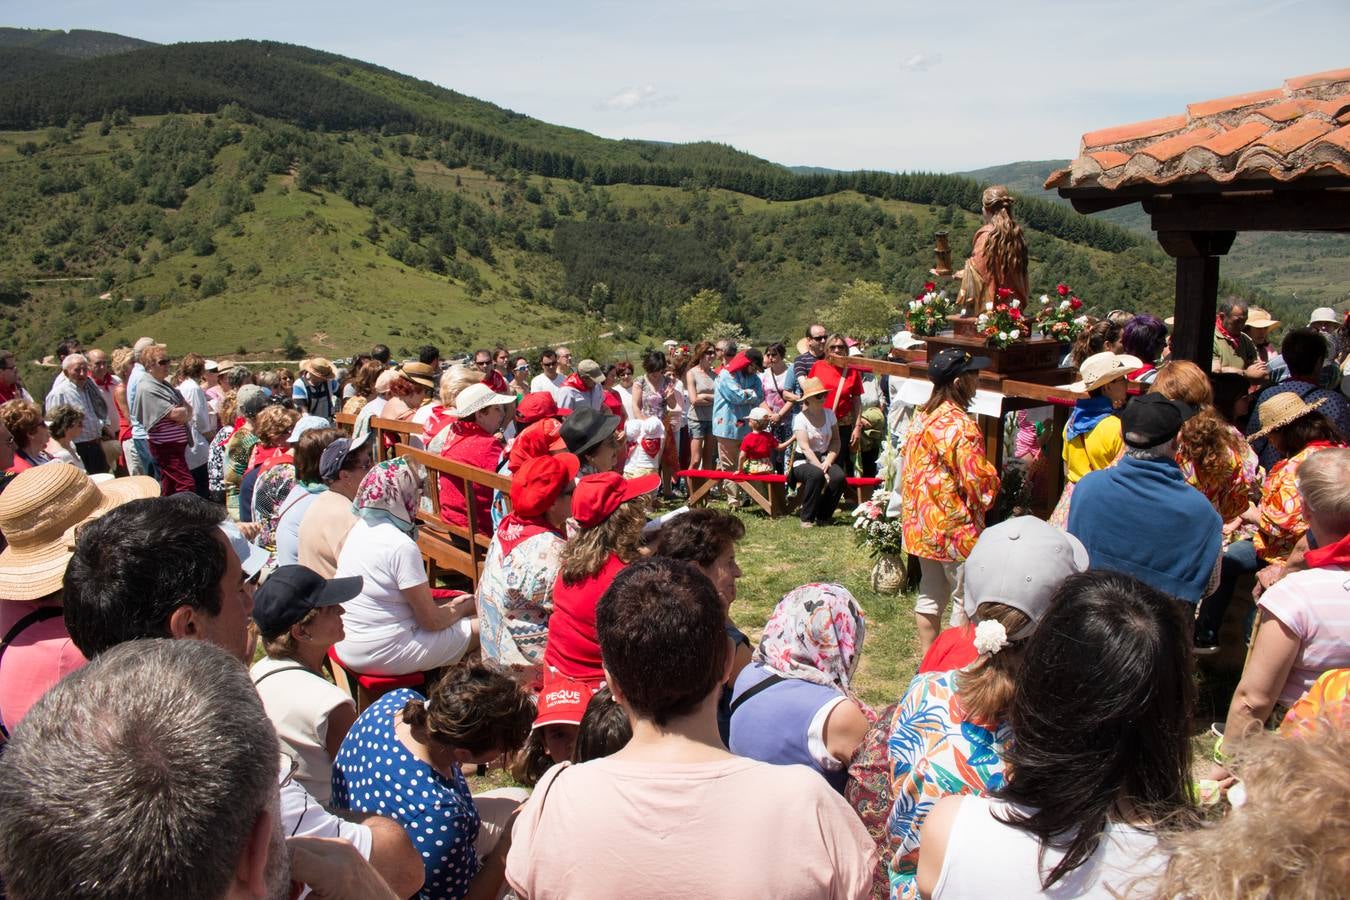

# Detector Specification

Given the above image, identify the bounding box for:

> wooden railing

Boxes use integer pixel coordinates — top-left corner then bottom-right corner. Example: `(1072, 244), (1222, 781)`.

(395, 442), (512, 591)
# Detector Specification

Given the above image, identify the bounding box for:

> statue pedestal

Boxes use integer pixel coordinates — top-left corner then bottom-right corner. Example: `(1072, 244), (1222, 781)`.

(918, 317), (1072, 385)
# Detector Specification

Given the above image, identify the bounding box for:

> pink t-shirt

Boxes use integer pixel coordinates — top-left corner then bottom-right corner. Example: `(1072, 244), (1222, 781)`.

(0, 600), (86, 732)
(506, 755), (875, 900)
(1258, 564), (1350, 705)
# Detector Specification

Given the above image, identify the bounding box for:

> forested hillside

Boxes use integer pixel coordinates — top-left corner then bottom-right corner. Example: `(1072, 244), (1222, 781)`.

(0, 36), (1302, 376)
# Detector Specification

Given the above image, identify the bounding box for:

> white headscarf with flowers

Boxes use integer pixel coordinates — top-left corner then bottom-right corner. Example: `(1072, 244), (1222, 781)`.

(353, 457), (421, 536)
(753, 582), (875, 720)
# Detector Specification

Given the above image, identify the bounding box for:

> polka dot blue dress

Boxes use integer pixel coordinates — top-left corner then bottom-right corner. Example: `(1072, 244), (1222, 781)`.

(332, 688), (481, 899)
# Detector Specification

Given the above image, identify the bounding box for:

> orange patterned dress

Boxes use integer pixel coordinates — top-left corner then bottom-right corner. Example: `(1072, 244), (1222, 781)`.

(1176, 425), (1261, 523)
(1255, 442), (1341, 565)
(899, 401), (1000, 562)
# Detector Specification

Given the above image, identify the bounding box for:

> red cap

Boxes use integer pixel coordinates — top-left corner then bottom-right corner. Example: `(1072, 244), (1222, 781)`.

(510, 453), (579, 518)
(571, 471), (659, 529)
(509, 418), (567, 472)
(515, 391), (567, 426)
(533, 669), (596, 729)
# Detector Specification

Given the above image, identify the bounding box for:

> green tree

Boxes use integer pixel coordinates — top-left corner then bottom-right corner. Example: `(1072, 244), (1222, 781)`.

(677, 288), (723, 341)
(816, 279), (898, 341)
(281, 328), (305, 359)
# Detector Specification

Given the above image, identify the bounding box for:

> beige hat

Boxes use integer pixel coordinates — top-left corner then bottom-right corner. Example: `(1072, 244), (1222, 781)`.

(576, 359), (606, 384)
(399, 361), (438, 390)
(1250, 393), (1329, 439)
(449, 382), (517, 419)
(1069, 351), (1130, 393)
(300, 357), (335, 380)
(1309, 307), (1340, 326)
(215, 359), (237, 374)
(798, 376), (829, 400)
(1245, 308), (1280, 330)
(0, 464), (160, 601)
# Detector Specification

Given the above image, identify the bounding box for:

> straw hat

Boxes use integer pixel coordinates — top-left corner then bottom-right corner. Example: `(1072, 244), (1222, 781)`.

(1068, 352), (1130, 393)
(448, 382), (516, 419)
(399, 361), (438, 390)
(1250, 393), (1328, 439)
(0, 464), (159, 601)
(798, 376), (828, 400)
(1245, 308), (1280, 330)
(300, 357), (335, 380)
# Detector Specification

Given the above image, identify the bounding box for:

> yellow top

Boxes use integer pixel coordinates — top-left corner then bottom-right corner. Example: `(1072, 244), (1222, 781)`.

(1063, 415), (1123, 483)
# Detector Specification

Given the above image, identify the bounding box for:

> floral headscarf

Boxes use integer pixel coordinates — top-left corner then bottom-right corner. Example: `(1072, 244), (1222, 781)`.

(353, 457), (421, 536)
(754, 582), (874, 719)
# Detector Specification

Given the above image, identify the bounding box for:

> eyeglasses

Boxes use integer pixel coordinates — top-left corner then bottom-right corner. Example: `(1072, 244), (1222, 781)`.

(279, 753), (300, 787)
(827, 344), (847, 352)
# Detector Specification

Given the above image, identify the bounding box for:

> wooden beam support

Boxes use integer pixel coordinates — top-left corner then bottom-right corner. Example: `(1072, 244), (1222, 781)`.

(1146, 190), (1350, 233)
(1157, 229), (1234, 373)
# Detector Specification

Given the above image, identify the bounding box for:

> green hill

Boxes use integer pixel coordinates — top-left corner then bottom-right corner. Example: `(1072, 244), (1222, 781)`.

(0, 36), (1311, 391)
(0, 27), (155, 59)
(959, 160), (1350, 311)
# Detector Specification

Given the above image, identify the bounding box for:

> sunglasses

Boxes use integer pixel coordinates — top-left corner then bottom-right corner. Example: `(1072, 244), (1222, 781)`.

(155, 358), (172, 366)
(827, 344), (847, 351)
(809, 335), (827, 342)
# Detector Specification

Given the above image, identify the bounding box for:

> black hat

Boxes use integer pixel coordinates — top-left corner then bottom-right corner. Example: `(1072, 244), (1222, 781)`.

(1120, 394), (1196, 449)
(559, 406), (621, 457)
(928, 348), (991, 386)
(251, 565), (363, 641)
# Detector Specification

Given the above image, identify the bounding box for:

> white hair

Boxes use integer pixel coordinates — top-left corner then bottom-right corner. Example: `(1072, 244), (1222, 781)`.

(61, 352), (88, 372)
(1125, 439), (1175, 461)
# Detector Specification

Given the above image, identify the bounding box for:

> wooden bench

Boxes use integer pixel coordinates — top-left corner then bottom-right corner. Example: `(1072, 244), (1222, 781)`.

(371, 416), (426, 462)
(395, 443), (511, 591)
(677, 468), (882, 517)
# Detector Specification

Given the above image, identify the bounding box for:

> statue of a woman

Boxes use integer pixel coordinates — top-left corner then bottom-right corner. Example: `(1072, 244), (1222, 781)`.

(955, 185), (1029, 313)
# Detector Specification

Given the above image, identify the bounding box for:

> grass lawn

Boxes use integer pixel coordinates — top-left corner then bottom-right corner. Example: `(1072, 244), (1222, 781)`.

(721, 505), (920, 711)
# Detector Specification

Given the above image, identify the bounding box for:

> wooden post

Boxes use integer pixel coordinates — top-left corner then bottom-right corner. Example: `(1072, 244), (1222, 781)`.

(1156, 230), (1235, 374)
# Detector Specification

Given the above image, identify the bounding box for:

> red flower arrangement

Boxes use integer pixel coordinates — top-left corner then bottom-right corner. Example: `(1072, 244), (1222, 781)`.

(905, 282), (953, 337)
(975, 287), (1027, 349)
(1035, 283), (1087, 343)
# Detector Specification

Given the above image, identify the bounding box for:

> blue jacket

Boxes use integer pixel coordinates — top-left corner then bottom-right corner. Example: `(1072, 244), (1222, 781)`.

(1067, 454), (1222, 602)
(712, 369), (763, 441)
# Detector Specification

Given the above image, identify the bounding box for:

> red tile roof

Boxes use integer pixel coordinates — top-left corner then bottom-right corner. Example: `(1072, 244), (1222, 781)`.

(1046, 68), (1350, 192)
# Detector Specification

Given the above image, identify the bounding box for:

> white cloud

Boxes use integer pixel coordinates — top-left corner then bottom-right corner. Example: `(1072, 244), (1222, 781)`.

(898, 52), (941, 72)
(598, 84), (673, 112)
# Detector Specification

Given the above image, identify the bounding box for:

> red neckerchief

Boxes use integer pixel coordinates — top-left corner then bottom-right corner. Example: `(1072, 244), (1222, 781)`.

(91, 372), (115, 391)
(1305, 531), (1350, 570)
(0, 382), (18, 404)
(1127, 364), (1155, 380)
(1214, 315), (1240, 351)
(562, 372), (588, 393)
(495, 511), (562, 556)
(248, 444), (289, 473)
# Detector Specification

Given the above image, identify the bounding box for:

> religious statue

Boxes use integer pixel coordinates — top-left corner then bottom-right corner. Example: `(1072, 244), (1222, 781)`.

(951, 185), (1030, 314)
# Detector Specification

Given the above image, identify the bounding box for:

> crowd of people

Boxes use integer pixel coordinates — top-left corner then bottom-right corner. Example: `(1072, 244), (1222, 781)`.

(0, 299), (1346, 900)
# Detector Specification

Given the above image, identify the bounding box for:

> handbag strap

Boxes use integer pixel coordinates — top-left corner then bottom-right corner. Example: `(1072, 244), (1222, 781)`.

(728, 672), (786, 717)
(251, 664), (314, 687)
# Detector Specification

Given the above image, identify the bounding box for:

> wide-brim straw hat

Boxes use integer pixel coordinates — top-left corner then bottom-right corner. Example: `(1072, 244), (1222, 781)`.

(0, 464), (160, 601)
(399, 361), (438, 390)
(798, 376), (829, 400)
(1251, 393), (1329, 439)
(1068, 351), (1131, 393)
(300, 357), (336, 380)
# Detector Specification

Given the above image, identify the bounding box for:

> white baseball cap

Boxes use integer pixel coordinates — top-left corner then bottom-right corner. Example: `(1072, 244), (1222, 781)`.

(1309, 307), (1339, 325)
(963, 516), (1090, 637)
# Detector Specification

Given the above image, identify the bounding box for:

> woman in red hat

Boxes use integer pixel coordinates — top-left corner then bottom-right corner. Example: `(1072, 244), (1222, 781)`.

(543, 472), (658, 686)
(477, 453), (578, 681)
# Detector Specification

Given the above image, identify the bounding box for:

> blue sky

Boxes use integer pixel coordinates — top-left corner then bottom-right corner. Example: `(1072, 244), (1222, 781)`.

(11, 0), (1349, 171)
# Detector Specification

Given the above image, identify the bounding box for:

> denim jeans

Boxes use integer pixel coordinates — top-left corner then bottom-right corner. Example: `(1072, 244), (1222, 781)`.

(1195, 539), (1260, 639)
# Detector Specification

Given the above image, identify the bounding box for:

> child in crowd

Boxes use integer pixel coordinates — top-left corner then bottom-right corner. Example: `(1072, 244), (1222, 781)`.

(575, 686), (632, 762)
(532, 670), (595, 769)
(623, 415), (664, 478)
(739, 407), (779, 474)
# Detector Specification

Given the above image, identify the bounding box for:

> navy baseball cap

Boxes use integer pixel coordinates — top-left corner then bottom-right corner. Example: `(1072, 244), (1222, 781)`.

(928, 348), (990, 386)
(251, 565), (362, 641)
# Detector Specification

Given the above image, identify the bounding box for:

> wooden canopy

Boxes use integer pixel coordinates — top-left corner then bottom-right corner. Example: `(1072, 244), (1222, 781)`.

(1045, 68), (1350, 368)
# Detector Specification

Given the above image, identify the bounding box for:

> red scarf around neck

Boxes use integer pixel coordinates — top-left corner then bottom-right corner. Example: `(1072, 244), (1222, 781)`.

(494, 512), (562, 556)
(1214, 315), (1240, 351)
(1305, 531), (1350, 570)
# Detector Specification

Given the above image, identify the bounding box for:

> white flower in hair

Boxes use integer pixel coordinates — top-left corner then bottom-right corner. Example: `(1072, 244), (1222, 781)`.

(973, 620), (1009, 655)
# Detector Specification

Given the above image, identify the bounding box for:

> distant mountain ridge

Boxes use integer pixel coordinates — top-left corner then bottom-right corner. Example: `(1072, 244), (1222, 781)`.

(0, 27), (155, 59)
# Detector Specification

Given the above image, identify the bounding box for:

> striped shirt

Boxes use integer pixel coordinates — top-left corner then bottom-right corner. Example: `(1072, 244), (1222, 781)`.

(1259, 565), (1350, 705)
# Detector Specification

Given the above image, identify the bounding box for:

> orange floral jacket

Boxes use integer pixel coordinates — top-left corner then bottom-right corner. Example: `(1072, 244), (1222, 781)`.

(900, 402), (1000, 562)
(1255, 442), (1338, 565)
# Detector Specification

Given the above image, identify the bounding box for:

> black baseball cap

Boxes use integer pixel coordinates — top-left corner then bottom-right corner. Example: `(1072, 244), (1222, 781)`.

(928, 348), (991, 386)
(1120, 393), (1196, 449)
(251, 565), (363, 641)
